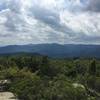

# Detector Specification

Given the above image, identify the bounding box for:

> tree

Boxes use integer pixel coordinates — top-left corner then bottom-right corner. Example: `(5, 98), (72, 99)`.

(89, 60), (96, 75)
(39, 56), (59, 77)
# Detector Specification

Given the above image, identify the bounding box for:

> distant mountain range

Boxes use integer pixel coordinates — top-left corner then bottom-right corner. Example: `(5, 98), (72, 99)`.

(0, 43), (100, 58)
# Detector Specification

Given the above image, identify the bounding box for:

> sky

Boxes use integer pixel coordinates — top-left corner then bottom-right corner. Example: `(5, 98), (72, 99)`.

(0, 0), (100, 45)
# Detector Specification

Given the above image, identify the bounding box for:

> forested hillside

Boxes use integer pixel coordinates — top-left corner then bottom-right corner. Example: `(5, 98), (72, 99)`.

(0, 54), (100, 100)
(0, 44), (100, 58)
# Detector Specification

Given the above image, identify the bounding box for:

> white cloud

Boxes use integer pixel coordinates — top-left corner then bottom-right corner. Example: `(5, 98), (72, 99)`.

(0, 0), (100, 45)
(60, 11), (100, 36)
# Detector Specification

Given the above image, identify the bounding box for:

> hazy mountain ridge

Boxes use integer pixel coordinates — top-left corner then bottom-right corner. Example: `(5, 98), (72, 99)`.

(0, 44), (100, 58)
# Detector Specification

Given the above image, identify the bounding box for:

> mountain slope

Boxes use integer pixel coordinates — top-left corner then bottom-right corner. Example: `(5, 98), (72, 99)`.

(0, 44), (100, 58)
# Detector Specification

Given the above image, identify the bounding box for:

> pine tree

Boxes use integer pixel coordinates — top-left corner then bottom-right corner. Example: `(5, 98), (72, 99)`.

(89, 59), (96, 75)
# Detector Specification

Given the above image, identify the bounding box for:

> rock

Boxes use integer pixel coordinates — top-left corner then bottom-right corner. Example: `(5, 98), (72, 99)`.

(0, 92), (17, 100)
(72, 83), (85, 89)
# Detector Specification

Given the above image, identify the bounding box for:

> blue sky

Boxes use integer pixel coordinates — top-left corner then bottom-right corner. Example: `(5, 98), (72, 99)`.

(0, 0), (100, 45)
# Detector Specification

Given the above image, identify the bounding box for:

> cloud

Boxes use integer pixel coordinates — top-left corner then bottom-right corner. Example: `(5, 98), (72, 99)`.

(0, 0), (100, 45)
(86, 0), (100, 12)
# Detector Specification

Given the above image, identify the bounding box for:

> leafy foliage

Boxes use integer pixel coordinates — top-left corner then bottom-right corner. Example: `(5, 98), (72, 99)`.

(0, 55), (100, 100)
